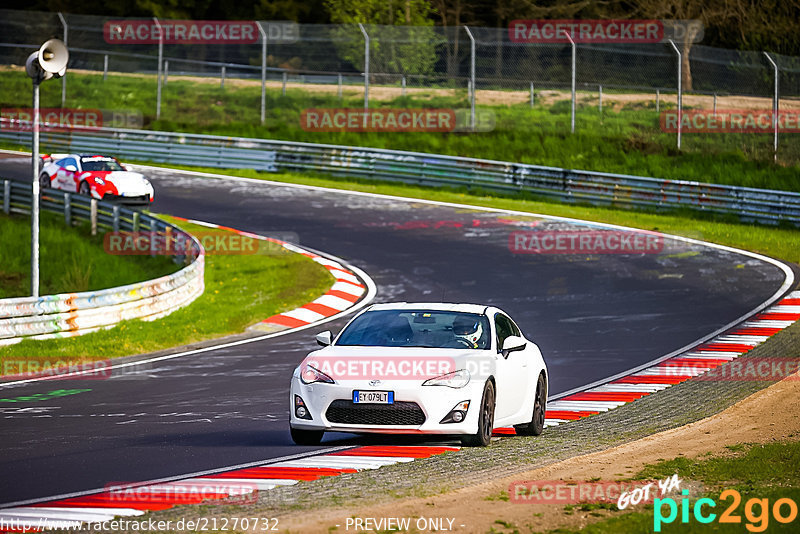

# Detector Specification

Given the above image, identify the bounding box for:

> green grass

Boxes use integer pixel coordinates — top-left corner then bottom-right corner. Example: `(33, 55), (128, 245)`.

(1, 69), (799, 192)
(0, 210), (177, 298)
(544, 441), (800, 533)
(157, 164), (800, 264)
(0, 216), (334, 370)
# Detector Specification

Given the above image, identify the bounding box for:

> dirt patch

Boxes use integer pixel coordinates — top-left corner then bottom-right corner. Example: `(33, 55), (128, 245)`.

(276, 371), (800, 533)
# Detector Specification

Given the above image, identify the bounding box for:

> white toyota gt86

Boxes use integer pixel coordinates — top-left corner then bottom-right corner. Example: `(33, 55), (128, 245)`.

(289, 303), (548, 446)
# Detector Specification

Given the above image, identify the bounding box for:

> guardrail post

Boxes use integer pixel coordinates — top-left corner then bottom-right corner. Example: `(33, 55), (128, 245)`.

(112, 205), (120, 232)
(150, 220), (157, 257)
(103, 55), (109, 81)
(3, 180), (9, 214)
(713, 93), (717, 113)
(133, 211), (140, 232)
(530, 82), (534, 108)
(64, 193), (71, 225)
(164, 60), (169, 85)
(656, 89), (660, 112)
(282, 71), (287, 96)
(401, 75), (406, 96)
(221, 65), (226, 89)
(90, 198), (97, 236)
(337, 73), (343, 99)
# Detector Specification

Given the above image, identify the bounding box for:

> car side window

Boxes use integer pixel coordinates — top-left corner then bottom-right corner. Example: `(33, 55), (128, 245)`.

(494, 314), (514, 352)
(60, 157), (78, 170)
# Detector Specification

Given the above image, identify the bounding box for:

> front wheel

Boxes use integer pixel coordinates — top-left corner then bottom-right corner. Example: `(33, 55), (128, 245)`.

(290, 426), (324, 446)
(462, 380), (495, 447)
(78, 181), (91, 197)
(515, 373), (546, 436)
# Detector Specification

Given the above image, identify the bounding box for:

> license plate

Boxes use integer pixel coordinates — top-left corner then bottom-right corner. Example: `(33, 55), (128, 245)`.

(353, 390), (394, 404)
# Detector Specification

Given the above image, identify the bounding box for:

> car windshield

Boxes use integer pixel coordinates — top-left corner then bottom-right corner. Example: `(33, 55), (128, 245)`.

(81, 157), (124, 172)
(336, 309), (491, 349)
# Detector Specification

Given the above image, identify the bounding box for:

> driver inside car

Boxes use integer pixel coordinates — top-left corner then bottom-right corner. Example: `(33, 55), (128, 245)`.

(452, 315), (484, 348)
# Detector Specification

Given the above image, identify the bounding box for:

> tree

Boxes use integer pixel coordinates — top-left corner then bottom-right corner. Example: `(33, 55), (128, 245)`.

(325, 0), (439, 77)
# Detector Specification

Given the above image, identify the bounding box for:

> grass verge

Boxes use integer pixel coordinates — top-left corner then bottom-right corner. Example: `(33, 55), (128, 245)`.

(0, 215), (334, 371)
(545, 440), (800, 533)
(1, 69), (798, 191)
(0, 210), (177, 298)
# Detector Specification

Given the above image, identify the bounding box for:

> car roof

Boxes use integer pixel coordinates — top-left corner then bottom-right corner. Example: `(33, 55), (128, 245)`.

(367, 302), (491, 315)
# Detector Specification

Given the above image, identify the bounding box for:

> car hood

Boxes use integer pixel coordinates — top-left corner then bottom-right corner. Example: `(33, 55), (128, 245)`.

(299, 345), (489, 382)
(101, 171), (149, 188)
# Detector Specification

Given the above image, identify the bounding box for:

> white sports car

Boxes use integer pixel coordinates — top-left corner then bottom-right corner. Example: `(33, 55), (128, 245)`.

(40, 153), (154, 205)
(289, 303), (548, 446)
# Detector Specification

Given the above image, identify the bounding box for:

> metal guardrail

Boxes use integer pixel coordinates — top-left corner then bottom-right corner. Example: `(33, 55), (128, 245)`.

(0, 178), (205, 346)
(1, 122), (799, 226)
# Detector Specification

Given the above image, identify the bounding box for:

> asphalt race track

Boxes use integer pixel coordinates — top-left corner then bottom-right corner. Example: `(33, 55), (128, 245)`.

(0, 157), (792, 506)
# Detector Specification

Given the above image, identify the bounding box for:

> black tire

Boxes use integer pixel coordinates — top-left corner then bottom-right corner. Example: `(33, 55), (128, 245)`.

(515, 373), (547, 436)
(462, 380), (495, 447)
(290, 426), (324, 446)
(39, 173), (51, 190)
(79, 181), (91, 196)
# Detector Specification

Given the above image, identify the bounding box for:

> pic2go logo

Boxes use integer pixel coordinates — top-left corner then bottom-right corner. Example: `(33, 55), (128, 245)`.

(654, 489), (798, 532)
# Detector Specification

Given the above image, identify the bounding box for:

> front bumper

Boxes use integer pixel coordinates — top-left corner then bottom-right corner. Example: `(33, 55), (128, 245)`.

(289, 376), (486, 435)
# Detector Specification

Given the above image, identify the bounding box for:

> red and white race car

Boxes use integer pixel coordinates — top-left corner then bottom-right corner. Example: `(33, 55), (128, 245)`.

(40, 153), (154, 205)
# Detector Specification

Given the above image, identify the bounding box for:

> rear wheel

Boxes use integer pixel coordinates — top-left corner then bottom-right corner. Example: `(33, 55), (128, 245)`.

(462, 380), (495, 447)
(290, 426), (324, 446)
(515, 373), (546, 436)
(39, 173), (51, 190)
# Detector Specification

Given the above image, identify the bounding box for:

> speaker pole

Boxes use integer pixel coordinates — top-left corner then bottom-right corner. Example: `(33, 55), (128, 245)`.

(31, 80), (40, 297)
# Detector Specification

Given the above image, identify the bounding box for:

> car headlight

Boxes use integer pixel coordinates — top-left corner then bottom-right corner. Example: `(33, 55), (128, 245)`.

(422, 369), (470, 388)
(300, 364), (335, 385)
(94, 177), (105, 185)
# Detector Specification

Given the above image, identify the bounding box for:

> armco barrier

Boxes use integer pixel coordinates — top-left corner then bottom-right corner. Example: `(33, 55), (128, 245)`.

(1, 121), (798, 226)
(0, 179), (204, 346)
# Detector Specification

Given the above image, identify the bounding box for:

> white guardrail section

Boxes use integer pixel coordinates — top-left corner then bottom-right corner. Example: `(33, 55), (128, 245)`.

(1, 121), (799, 226)
(0, 179), (204, 346)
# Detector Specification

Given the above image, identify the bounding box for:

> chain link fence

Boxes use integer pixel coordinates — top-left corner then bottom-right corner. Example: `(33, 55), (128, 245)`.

(1, 8), (799, 164)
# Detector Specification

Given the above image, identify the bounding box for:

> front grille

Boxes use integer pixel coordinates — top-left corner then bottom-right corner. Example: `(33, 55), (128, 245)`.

(326, 400), (426, 426)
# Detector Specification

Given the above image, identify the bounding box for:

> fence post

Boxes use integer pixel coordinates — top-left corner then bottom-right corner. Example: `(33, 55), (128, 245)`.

(282, 71), (287, 96)
(133, 211), (140, 232)
(401, 75), (406, 96)
(90, 198), (97, 236)
(763, 52), (779, 161)
(656, 89), (660, 112)
(358, 23), (370, 126)
(112, 205), (120, 232)
(530, 82), (534, 108)
(562, 30), (576, 134)
(257, 21), (267, 125)
(163, 60), (169, 85)
(599, 84), (603, 115)
(338, 73), (343, 99)
(221, 65), (226, 88)
(667, 40), (682, 150)
(153, 17), (163, 120)
(64, 192), (71, 226)
(58, 12), (67, 107)
(712, 93), (716, 113)
(3, 180), (9, 214)
(464, 26), (476, 131)
(103, 54), (109, 81)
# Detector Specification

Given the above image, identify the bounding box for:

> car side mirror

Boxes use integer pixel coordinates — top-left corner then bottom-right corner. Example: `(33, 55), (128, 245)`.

(501, 335), (526, 357)
(315, 331), (333, 347)
(65, 164), (77, 172)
